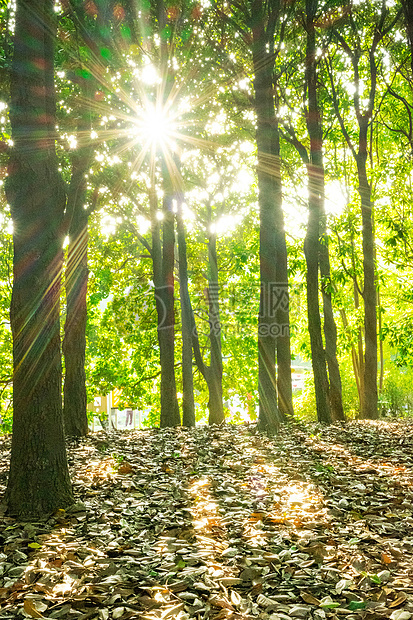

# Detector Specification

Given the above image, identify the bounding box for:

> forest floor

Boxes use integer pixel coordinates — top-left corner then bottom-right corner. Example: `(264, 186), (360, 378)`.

(0, 420), (413, 620)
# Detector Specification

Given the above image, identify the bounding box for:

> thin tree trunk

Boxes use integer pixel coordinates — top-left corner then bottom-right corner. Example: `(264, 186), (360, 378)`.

(304, 0), (332, 423)
(176, 202), (196, 427)
(63, 114), (92, 437)
(378, 287), (384, 394)
(206, 205), (224, 425)
(339, 306), (362, 404)
(319, 237), (345, 420)
(349, 234), (365, 414)
(304, 177), (331, 423)
(357, 144), (378, 419)
(161, 198), (180, 427)
(274, 113), (293, 419)
(4, 0), (73, 518)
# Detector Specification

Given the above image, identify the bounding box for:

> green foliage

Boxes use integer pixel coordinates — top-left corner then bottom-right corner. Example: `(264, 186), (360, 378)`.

(380, 364), (413, 418)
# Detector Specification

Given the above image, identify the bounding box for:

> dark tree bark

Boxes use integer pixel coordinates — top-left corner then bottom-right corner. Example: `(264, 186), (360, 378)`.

(176, 202), (196, 427)
(252, 0), (290, 432)
(305, 0), (343, 422)
(160, 198), (180, 427)
(319, 236), (345, 421)
(4, 0), (73, 518)
(356, 136), (378, 419)
(62, 113), (92, 437)
(274, 106), (293, 419)
(206, 206), (224, 425)
(148, 0), (180, 428)
(150, 185), (180, 428)
(304, 177), (331, 423)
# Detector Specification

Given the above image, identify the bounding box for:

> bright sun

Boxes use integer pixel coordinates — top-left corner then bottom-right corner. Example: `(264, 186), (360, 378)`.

(134, 102), (175, 149)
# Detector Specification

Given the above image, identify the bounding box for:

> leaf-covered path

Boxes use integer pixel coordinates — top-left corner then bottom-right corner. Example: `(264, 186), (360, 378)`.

(1, 421), (413, 620)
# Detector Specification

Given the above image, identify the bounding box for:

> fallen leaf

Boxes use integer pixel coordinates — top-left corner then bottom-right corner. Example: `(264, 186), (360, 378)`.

(389, 593), (408, 608)
(301, 592), (321, 605)
(23, 599), (45, 618)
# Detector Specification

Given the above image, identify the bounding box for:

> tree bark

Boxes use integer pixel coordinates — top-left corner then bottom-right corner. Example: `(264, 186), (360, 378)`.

(274, 112), (293, 419)
(305, 0), (344, 422)
(252, 7), (288, 432)
(319, 236), (345, 421)
(206, 207), (224, 425)
(304, 176), (331, 423)
(63, 116), (92, 437)
(304, 0), (332, 424)
(356, 137), (378, 419)
(176, 202), (196, 427)
(151, 187), (180, 428)
(4, 0), (73, 518)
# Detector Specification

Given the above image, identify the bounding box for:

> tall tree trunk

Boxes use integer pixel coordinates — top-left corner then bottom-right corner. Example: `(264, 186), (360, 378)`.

(356, 133), (378, 419)
(304, 0), (332, 424)
(206, 205), (224, 425)
(160, 196), (180, 427)
(152, 0), (180, 428)
(151, 187), (180, 428)
(63, 116), (92, 437)
(4, 0), (73, 518)
(176, 202), (196, 427)
(273, 112), (293, 419)
(252, 18), (286, 432)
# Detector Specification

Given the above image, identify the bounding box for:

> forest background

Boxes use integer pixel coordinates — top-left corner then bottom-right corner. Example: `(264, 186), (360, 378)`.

(1, 0), (413, 437)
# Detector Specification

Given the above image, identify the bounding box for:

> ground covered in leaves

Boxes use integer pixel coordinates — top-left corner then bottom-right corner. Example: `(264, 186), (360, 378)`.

(1, 420), (413, 620)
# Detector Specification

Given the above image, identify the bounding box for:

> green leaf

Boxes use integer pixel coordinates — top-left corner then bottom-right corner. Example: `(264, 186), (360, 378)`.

(369, 574), (382, 584)
(28, 542), (42, 549)
(348, 601), (366, 610)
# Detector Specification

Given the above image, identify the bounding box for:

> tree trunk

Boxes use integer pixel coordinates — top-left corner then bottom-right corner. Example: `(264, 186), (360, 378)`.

(151, 187), (180, 428)
(176, 202), (196, 427)
(319, 236), (345, 421)
(356, 134), (378, 419)
(349, 233), (364, 414)
(378, 287), (384, 394)
(304, 0), (332, 424)
(4, 0), (73, 518)
(160, 196), (180, 427)
(274, 113), (293, 419)
(207, 207), (224, 425)
(63, 119), (92, 437)
(252, 26), (286, 432)
(304, 179), (331, 423)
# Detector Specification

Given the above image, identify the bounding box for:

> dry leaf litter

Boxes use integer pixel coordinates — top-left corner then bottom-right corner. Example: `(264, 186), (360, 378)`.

(0, 420), (413, 620)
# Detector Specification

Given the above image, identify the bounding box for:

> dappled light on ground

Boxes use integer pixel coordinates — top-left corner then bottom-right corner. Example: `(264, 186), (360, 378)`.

(1, 421), (413, 618)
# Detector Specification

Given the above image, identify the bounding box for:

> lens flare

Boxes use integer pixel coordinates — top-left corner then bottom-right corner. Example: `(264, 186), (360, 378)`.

(133, 103), (175, 149)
